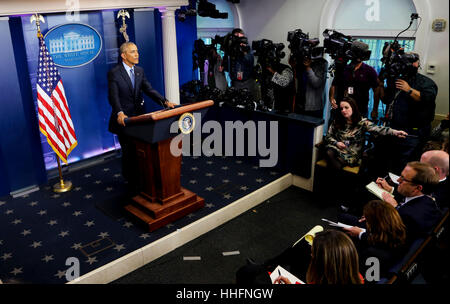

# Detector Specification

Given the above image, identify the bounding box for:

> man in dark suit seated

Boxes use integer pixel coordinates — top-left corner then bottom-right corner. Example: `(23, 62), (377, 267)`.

(108, 42), (175, 194)
(344, 161), (442, 242)
(420, 150), (449, 209)
(375, 150), (449, 209)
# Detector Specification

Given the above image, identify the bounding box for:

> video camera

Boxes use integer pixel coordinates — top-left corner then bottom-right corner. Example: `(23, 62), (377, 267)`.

(287, 29), (323, 62)
(379, 41), (419, 81)
(323, 29), (371, 63)
(378, 14), (421, 82)
(252, 39), (285, 68)
(214, 33), (251, 61)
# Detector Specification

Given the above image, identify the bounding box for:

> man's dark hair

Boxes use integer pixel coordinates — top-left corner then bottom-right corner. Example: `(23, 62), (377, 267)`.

(232, 28), (244, 36)
(407, 161), (440, 194)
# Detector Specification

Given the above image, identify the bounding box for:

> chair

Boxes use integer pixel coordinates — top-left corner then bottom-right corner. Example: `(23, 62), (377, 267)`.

(381, 208), (449, 284)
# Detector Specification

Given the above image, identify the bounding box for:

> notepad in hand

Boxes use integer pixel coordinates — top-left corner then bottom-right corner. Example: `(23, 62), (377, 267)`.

(292, 225), (323, 247)
(366, 181), (394, 200)
(270, 265), (305, 284)
(322, 218), (366, 233)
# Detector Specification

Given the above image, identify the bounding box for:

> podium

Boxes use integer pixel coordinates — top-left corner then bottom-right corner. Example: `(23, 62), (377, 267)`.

(122, 100), (213, 231)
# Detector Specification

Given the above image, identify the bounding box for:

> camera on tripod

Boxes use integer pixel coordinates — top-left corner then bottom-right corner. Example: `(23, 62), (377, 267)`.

(287, 29), (323, 62)
(252, 39), (286, 68)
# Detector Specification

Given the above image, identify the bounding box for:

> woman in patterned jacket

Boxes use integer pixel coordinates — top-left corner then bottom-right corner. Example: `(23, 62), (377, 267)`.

(324, 96), (408, 170)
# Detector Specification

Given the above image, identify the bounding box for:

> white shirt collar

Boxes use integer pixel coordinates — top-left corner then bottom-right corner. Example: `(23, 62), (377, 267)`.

(403, 194), (424, 205)
(122, 61), (134, 74)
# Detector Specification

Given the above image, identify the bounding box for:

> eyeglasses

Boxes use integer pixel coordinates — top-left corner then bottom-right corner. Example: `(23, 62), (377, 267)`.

(398, 175), (417, 185)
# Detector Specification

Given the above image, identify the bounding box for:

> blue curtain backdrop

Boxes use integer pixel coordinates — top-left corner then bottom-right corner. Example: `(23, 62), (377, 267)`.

(0, 7), (198, 197)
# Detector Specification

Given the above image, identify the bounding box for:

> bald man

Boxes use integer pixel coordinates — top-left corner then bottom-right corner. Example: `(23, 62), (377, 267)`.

(376, 150), (449, 208)
(420, 150), (449, 208)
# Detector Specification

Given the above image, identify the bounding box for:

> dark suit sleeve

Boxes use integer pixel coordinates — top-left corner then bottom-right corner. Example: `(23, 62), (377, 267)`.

(140, 71), (166, 105)
(107, 69), (123, 116)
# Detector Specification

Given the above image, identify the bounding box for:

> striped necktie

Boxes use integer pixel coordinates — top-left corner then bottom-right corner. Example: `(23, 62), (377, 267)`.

(130, 67), (135, 88)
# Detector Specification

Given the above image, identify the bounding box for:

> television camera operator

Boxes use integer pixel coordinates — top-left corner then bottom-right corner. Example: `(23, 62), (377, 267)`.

(218, 28), (258, 100)
(288, 29), (328, 118)
(252, 39), (295, 112)
(373, 47), (438, 174)
(324, 30), (379, 119)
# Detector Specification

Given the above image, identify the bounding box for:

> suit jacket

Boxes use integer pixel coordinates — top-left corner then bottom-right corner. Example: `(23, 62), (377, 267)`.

(432, 179), (449, 209)
(107, 63), (166, 134)
(397, 195), (442, 241)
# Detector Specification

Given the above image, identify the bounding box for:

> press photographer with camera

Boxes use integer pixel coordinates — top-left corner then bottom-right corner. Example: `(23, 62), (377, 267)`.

(374, 51), (438, 174)
(221, 28), (258, 100)
(329, 40), (379, 119)
(252, 39), (295, 112)
(287, 29), (328, 118)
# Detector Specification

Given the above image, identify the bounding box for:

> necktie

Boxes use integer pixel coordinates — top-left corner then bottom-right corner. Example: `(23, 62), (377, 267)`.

(130, 68), (135, 88)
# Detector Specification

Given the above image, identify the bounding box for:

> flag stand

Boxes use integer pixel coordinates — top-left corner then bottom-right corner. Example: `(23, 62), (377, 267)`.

(53, 157), (72, 193)
(31, 13), (75, 194)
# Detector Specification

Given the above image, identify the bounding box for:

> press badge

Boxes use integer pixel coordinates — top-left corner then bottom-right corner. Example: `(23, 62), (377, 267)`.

(348, 87), (354, 95)
(237, 71), (243, 80)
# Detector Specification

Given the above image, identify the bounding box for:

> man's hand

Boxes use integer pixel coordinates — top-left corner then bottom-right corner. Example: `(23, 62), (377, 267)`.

(376, 177), (393, 193)
(117, 112), (128, 127)
(395, 79), (412, 92)
(382, 192), (398, 208)
(165, 101), (176, 108)
(330, 98), (338, 109)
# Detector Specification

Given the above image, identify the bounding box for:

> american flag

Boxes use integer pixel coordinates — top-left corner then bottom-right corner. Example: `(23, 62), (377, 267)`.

(36, 35), (77, 164)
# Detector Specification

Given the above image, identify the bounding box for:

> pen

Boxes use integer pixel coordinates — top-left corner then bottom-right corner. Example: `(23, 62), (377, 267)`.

(278, 269), (284, 284)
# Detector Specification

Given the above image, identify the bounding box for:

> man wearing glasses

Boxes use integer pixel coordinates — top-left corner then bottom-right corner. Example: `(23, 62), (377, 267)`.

(344, 161), (441, 243)
(379, 161), (442, 241)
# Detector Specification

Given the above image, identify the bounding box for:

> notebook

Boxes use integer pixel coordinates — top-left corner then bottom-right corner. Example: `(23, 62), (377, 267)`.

(366, 181), (394, 200)
(270, 265), (305, 284)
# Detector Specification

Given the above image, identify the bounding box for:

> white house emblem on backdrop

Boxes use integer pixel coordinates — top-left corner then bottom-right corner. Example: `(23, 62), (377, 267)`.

(44, 23), (103, 68)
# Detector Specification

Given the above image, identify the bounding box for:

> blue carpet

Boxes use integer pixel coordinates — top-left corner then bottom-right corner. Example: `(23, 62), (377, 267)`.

(0, 155), (287, 283)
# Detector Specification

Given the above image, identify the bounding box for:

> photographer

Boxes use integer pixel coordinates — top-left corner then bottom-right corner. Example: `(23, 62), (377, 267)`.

(330, 41), (379, 118)
(376, 52), (438, 174)
(292, 55), (328, 118)
(265, 58), (295, 113)
(223, 28), (258, 99)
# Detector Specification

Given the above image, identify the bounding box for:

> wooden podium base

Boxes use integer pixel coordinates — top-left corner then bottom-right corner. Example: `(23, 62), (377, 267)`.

(124, 188), (205, 232)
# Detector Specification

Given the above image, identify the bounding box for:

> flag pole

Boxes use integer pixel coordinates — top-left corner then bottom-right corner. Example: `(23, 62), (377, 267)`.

(53, 157), (73, 193)
(31, 13), (73, 193)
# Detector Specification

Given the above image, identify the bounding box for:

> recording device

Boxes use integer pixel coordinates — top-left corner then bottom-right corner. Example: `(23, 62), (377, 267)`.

(378, 13), (421, 82)
(180, 81), (261, 111)
(252, 39), (285, 68)
(322, 29), (371, 62)
(214, 33), (251, 61)
(287, 29), (323, 62)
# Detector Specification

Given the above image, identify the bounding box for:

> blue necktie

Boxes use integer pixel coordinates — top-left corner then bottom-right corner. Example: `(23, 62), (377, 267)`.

(130, 68), (135, 88)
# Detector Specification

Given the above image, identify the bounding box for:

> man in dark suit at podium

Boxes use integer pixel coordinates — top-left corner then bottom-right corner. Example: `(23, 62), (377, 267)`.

(108, 42), (175, 193)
